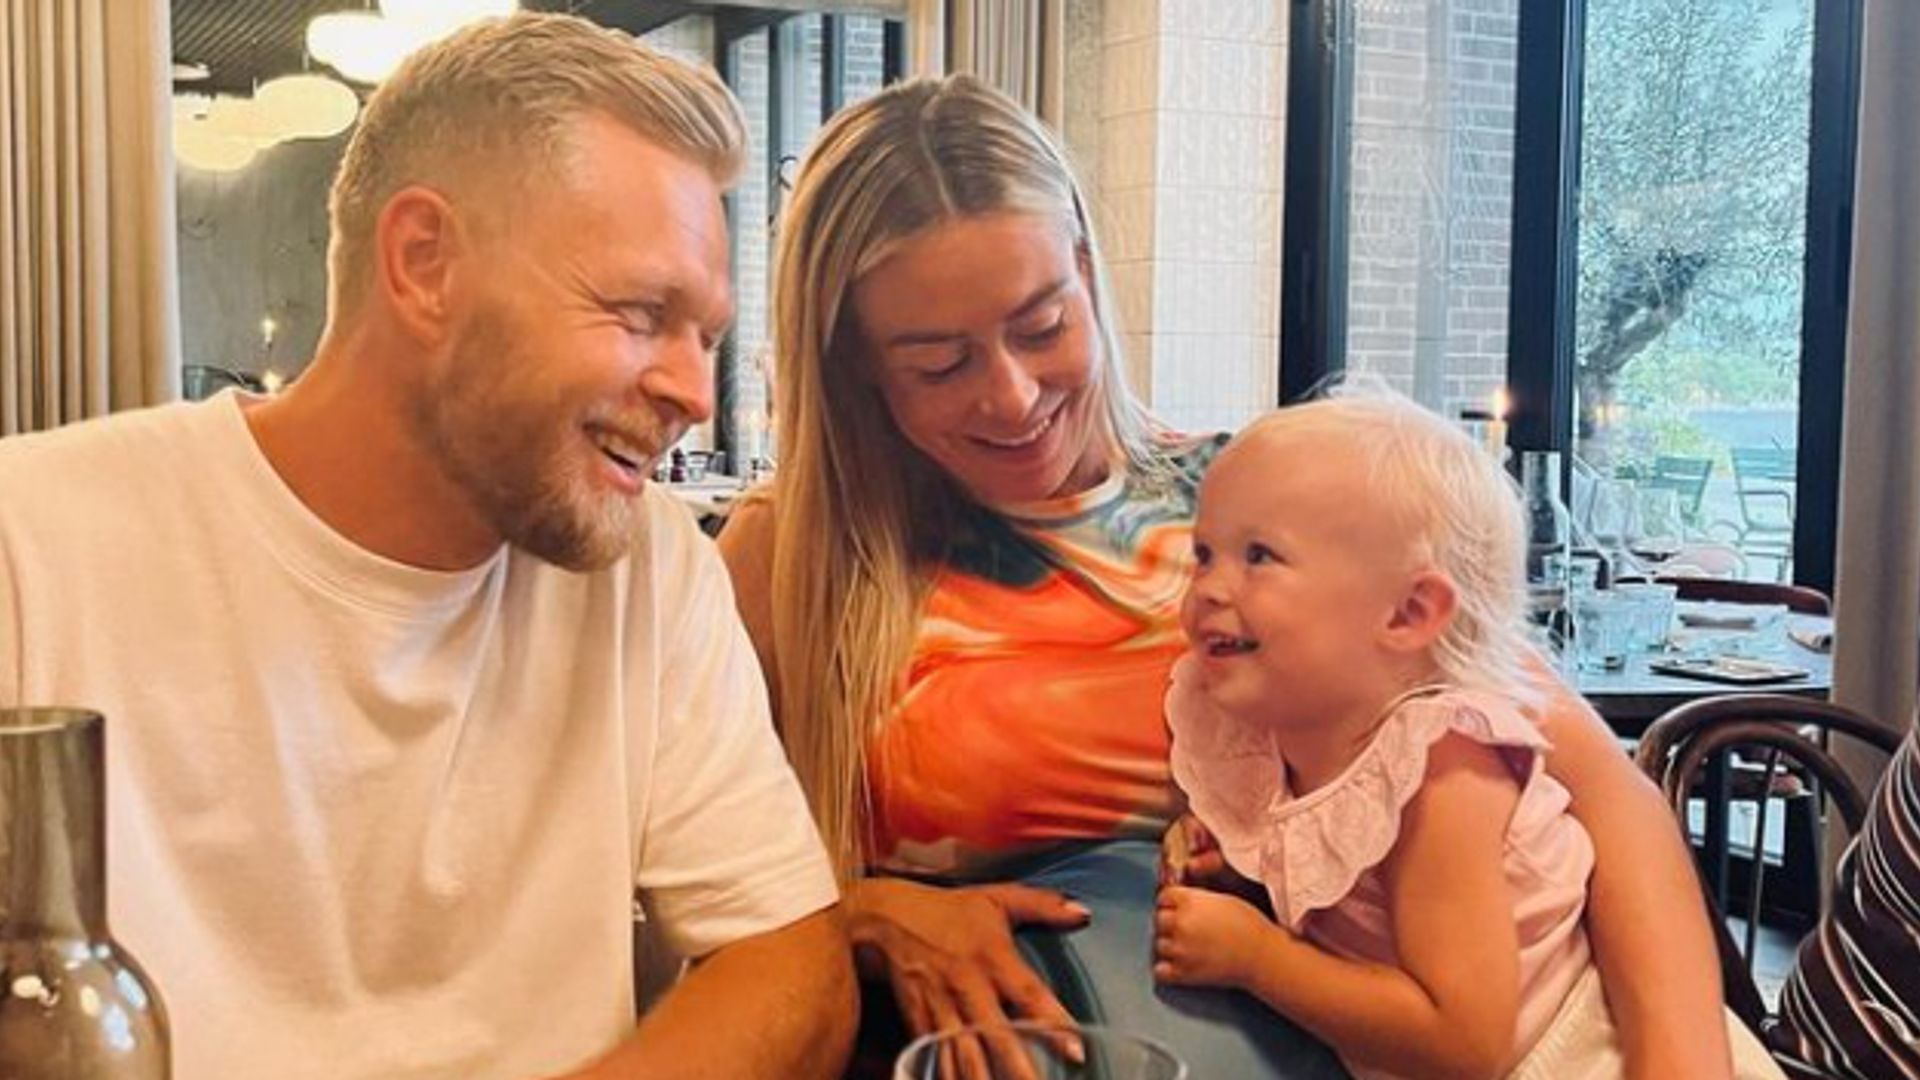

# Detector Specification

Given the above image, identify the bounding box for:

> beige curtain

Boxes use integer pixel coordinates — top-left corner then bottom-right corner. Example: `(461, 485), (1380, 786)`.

(908, 0), (1065, 126)
(0, 0), (180, 436)
(1831, 0), (1920, 771)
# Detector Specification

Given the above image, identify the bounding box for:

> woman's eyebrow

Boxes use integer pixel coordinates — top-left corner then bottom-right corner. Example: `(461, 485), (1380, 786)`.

(882, 278), (1071, 348)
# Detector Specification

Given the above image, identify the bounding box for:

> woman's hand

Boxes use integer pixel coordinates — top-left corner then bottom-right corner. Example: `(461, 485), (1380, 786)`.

(847, 877), (1091, 1044)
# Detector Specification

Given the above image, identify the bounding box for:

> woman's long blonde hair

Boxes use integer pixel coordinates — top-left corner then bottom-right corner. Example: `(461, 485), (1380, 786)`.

(769, 75), (1163, 876)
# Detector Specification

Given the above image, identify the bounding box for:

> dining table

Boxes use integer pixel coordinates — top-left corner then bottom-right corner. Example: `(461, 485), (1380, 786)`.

(1573, 610), (1835, 739)
(1572, 602), (1836, 905)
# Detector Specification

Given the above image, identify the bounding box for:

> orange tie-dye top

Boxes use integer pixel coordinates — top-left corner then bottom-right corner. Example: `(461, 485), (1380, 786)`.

(868, 435), (1227, 877)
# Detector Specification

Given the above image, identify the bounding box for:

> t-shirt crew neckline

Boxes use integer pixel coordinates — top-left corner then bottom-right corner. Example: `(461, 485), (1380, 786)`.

(987, 459), (1129, 525)
(210, 390), (508, 621)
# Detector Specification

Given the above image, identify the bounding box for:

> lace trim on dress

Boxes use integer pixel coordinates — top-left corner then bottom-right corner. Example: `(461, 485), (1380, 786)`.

(1166, 662), (1549, 929)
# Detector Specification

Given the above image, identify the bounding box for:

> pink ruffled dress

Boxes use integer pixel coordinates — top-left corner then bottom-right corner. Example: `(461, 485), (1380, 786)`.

(1167, 662), (1598, 1077)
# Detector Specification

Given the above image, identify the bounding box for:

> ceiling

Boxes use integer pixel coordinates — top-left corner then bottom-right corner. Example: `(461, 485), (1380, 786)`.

(172, 1), (717, 95)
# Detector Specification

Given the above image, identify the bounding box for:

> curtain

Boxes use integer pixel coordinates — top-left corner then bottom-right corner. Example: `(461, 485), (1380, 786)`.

(1831, 0), (1920, 775)
(0, 0), (180, 436)
(907, 0), (1065, 126)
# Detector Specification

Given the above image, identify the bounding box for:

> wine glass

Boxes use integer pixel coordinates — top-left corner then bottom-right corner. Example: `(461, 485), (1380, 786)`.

(1631, 487), (1686, 566)
(1586, 478), (1642, 577)
(894, 1023), (1187, 1080)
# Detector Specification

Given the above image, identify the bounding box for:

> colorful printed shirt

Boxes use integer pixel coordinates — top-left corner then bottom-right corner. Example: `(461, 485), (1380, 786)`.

(867, 435), (1227, 877)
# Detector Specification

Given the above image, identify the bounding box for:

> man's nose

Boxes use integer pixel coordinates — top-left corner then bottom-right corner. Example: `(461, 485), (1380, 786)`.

(644, 327), (714, 425)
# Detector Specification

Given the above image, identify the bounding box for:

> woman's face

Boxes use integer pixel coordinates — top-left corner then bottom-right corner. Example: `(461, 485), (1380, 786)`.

(850, 212), (1114, 507)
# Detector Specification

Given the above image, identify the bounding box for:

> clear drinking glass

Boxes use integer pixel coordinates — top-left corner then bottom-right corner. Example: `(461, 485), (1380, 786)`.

(1613, 581), (1679, 652)
(894, 1023), (1187, 1080)
(0, 709), (169, 1078)
(1573, 591), (1637, 672)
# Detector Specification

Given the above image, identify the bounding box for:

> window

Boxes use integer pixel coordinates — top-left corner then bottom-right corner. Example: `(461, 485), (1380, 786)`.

(1283, 0), (1520, 420)
(1572, 0), (1819, 583)
(1289, 0), (1859, 588)
(714, 13), (899, 470)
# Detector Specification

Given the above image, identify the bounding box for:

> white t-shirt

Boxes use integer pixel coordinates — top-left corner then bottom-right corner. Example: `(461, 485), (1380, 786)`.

(0, 393), (837, 1079)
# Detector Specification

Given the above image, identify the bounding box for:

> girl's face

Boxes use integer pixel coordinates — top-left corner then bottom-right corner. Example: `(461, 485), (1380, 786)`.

(851, 212), (1115, 507)
(1180, 434), (1415, 727)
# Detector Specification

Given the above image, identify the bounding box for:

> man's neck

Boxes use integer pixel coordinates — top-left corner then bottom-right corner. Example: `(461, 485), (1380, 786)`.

(244, 336), (503, 572)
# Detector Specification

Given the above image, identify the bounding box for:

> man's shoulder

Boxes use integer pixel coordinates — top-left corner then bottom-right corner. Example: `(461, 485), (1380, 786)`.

(0, 399), (215, 486)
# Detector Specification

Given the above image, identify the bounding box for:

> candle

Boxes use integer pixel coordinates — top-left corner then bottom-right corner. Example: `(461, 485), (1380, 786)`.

(1488, 387), (1510, 460)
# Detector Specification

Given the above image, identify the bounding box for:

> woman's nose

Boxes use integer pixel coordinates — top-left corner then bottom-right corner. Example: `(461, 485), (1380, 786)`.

(974, 344), (1042, 423)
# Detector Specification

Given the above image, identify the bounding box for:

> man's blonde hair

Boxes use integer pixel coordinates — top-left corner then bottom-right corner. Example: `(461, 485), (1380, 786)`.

(326, 12), (746, 315)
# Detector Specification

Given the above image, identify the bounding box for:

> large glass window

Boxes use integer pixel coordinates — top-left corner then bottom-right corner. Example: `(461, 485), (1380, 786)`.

(1339, 0), (1519, 424)
(1572, 0), (1815, 582)
(1286, 0), (1521, 422)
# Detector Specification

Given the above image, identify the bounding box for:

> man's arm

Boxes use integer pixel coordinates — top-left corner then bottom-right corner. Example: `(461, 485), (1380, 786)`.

(1532, 671), (1732, 1079)
(556, 908), (856, 1080)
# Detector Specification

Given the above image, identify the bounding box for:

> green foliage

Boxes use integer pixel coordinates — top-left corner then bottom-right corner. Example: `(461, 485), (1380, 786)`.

(1575, 0), (1813, 385)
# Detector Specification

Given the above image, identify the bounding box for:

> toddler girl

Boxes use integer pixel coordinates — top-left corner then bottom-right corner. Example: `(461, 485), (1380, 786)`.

(1153, 393), (1780, 1079)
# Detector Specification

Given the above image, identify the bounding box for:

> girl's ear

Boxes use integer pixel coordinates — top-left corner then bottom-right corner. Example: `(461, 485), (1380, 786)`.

(1383, 569), (1457, 653)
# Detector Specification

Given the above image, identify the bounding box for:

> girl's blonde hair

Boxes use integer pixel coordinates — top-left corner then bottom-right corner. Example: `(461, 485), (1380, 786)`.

(1235, 384), (1535, 695)
(768, 75), (1163, 875)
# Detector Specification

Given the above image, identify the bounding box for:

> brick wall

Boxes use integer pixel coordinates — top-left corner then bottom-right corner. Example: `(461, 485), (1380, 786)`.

(1342, 0), (1517, 423)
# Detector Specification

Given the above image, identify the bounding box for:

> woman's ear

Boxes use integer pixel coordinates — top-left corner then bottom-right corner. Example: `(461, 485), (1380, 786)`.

(1383, 569), (1458, 653)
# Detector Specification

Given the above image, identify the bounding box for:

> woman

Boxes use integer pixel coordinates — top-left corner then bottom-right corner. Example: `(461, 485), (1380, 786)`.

(721, 74), (1733, 1076)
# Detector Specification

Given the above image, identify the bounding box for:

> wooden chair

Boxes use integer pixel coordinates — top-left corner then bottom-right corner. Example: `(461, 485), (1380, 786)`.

(1653, 575), (1831, 616)
(1635, 695), (1901, 1037)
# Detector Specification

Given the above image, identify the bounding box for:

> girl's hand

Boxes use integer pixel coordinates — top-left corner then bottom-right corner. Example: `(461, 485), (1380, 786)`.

(1160, 814), (1267, 903)
(1152, 883), (1279, 989)
(1159, 813), (1220, 885)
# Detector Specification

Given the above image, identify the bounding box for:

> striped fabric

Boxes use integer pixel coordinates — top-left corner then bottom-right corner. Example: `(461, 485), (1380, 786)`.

(1769, 726), (1920, 1078)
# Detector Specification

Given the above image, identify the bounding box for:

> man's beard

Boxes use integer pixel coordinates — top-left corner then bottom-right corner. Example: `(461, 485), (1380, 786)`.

(418, 324), (660, 572)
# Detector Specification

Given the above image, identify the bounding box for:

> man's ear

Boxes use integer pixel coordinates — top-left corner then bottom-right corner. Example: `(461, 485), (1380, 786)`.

(373, 186), (467, 345)
(1383, 569), (1458, 653)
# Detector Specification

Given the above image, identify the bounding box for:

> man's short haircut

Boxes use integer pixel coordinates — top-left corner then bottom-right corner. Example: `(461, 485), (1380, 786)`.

(326, 12), (746, 314)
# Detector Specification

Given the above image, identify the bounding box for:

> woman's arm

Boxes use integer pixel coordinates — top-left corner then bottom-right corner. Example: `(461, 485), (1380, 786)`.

(1155, 734), (1522, 1080)
(1532, 671), (1732, 1079)
(716, 493), (781, 700)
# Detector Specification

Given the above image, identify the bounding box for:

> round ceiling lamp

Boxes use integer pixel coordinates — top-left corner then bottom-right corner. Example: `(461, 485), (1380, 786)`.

(254, 74), (360, 140)
(308, 1), (518, 85)
(306, 12), (415, 85)
(175, 116), (260, 173)
(379, 0), (518, 39)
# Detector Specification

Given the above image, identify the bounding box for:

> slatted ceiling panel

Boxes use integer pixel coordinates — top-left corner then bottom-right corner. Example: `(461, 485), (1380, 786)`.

(172, 0), (359, 95)
(172, 1), (717, 96)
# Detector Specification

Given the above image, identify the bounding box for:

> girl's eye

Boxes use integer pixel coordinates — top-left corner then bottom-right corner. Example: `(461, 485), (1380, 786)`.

(1192, 542), (1212, 566)
(1247, 543), (1277, 565)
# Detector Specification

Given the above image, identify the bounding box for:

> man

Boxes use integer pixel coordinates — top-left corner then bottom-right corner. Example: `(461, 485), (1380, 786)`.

(1769, 723), (1920, 1079)
(0, 14), (853, 1078)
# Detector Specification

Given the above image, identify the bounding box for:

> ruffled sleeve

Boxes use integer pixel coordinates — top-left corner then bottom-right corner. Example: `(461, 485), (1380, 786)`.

(1165, 655), (1288, 881)
(1167, 676), (1551, 931)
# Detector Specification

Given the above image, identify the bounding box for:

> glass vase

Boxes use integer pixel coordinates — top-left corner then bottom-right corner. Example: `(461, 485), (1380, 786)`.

(0, 708), (168, 1078)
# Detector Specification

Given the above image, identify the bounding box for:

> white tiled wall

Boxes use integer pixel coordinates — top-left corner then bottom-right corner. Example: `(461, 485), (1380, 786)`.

(1088, 0), (1287, 437)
